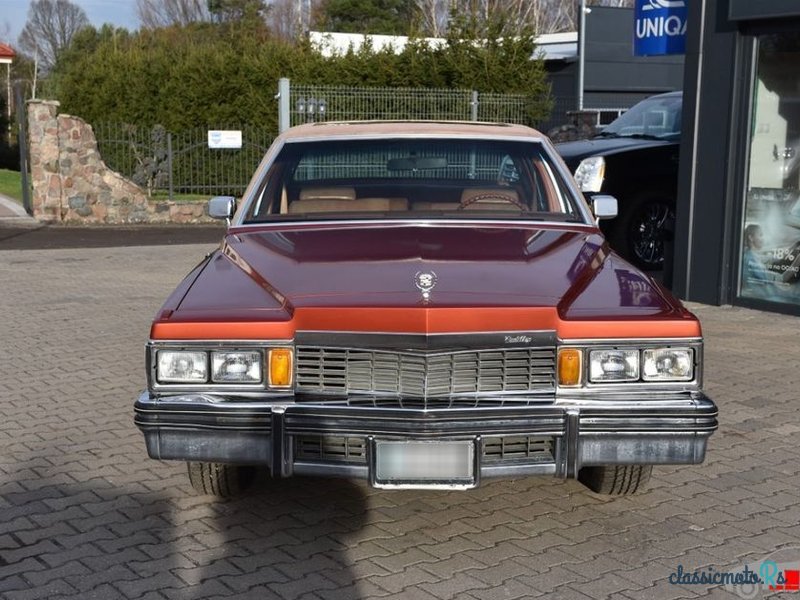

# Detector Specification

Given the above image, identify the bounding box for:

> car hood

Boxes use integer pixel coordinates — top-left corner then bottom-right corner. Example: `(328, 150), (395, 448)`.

(555, 136), (677, 168)
(153, 223), (693, 338)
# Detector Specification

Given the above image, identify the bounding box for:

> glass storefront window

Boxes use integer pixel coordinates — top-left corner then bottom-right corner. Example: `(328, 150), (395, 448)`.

(740, 33), (800, 305)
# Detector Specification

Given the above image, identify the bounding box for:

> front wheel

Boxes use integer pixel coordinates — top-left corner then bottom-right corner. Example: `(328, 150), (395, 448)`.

(578, 465), (652, 495)
(186, 462), (256, 497)
(614, 195), (675, 271)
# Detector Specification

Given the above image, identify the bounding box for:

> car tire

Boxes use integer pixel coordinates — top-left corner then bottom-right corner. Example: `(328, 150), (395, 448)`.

(578, 465), (652, 495)
(613, 194), (675, 271)
(186, 462), (256, 497)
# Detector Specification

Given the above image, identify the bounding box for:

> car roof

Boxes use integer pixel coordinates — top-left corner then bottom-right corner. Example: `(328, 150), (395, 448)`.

(279, 120), (544, 142)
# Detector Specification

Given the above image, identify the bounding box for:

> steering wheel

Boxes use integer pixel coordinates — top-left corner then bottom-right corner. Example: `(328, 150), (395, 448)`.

(458, 192), (527, 211)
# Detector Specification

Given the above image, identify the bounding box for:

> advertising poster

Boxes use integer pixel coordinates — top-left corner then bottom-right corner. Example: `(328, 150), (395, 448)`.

(740, 189), (800, 303)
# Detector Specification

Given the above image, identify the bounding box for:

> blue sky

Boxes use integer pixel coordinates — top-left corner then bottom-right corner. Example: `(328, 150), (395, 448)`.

(1, 0), (139, 44)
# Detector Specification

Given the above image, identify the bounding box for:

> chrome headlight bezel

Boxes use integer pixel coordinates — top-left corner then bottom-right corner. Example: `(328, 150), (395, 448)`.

(148, 342), (294, 394)
(557, 340), (701, 390)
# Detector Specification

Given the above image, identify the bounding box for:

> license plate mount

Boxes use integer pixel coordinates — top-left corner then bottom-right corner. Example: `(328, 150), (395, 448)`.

(370, 438), (479, 490)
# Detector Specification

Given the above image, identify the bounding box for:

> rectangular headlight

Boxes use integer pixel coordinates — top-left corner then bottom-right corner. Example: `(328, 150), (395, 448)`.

(211, 351), (263, 383)
(157, 351), (207, 383)
(589, 349), (639, 383)
(642, 348), (694, 381)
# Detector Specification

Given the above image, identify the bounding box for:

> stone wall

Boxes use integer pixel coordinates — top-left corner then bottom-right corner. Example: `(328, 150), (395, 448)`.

(27, 100), (213, 224)
(547, 110), (602, 143)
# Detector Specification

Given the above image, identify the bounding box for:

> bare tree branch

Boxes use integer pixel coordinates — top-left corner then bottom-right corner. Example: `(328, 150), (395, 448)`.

(412, 0), (632, 37)
(17, 0), (89, 70)
(269, 0), (324, 40)
(413, 0), (448, 36)
(136, 0), (212, 29)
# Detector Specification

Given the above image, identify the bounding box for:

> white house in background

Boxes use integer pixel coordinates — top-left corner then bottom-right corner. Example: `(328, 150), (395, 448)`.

(308, 31), (578, 62)
(0, 43), (15, 134)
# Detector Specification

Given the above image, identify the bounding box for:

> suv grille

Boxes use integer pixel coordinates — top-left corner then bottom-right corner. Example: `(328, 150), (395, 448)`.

(295, 347), (556, 399)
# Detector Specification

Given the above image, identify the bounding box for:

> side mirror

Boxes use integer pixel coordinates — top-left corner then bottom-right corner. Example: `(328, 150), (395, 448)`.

(208, 196), (236, 221)
(591, 194), (618, 220)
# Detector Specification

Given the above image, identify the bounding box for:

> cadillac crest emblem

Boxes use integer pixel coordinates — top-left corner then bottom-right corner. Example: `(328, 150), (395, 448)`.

(414, 271), (438, 301)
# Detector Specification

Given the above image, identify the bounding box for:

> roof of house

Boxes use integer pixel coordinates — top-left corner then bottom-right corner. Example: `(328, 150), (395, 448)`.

(0, 43), (16, 61)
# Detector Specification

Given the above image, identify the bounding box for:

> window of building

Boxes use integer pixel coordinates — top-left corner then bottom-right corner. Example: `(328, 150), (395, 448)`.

(740, 33), (800, 305)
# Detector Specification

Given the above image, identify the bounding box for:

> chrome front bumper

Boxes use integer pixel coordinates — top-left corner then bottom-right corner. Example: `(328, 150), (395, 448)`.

(134, 391), (717, 486)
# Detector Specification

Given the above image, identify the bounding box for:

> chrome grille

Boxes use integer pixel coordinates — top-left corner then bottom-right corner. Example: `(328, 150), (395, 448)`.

(295, 346), (555, 398)
(292, 435), (553, 465)
(295, 436), (367, 463)
(482, 436), (554, 463)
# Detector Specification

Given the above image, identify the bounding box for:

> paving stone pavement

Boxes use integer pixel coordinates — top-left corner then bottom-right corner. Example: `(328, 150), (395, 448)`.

(1, 241), (799, 600)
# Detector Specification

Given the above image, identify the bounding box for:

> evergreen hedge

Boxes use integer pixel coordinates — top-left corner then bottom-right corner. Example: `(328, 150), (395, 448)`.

(52, 21), (551, 133)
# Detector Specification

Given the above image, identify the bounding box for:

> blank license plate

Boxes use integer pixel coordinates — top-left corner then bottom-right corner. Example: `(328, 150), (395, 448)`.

(374, 440), (475, 488)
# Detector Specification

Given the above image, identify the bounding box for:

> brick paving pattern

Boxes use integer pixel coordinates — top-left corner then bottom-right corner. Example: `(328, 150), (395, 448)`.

(1, 242), (798, 599)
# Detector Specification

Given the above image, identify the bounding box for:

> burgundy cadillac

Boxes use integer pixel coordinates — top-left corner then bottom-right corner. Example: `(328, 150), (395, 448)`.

(134, 121), (717, 497)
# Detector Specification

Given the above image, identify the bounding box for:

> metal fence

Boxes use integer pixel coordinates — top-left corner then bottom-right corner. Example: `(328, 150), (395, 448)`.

(286, 83), (536, 129)
(94, 122), (273, 198)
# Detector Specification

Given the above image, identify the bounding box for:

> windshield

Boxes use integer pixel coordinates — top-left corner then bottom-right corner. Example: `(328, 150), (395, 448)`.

(601, 94), (682, 140)
(243, 138), (585, 224)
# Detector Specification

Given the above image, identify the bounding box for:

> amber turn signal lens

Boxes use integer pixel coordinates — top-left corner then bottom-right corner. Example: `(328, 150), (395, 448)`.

(558, 348), (582, 387)
(268, 348), (293, 387)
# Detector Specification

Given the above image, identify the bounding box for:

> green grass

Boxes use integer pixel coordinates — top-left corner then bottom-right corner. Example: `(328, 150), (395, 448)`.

(149, 191), (210, 203)
(0, 169), (23, 203)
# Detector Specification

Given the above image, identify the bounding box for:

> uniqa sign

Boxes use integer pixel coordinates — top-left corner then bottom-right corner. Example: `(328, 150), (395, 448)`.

(634, 0), (688, 56)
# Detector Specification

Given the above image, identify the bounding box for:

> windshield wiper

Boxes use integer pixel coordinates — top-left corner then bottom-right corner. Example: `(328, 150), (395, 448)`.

(593, 131), (620, 138)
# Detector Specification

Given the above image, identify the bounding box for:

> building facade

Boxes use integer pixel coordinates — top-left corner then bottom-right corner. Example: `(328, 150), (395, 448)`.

(675, 0), (800, 315)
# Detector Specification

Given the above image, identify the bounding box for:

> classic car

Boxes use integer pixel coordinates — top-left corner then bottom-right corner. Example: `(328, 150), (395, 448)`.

(134, 121), (717, 497)
(556, 91), (682, 271)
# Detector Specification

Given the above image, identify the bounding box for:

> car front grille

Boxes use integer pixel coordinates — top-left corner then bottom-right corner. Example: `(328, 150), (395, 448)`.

(295, 436), (367, 463)
(293, 435), (554, 465)
(295, 346), (556, 400)
(482, 436), (554, 463)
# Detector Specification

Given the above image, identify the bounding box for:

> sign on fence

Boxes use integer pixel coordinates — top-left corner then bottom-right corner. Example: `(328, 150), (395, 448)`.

(208, 130), (243, 149)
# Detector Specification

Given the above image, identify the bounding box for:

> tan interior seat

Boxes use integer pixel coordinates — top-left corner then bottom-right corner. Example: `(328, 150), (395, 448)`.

(289, 197), (408, 214)
(414, 201), (461, 211)
(298, 186), (357, 201)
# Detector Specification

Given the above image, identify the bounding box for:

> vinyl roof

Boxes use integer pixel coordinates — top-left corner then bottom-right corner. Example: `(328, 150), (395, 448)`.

(280, 120), (543, 141)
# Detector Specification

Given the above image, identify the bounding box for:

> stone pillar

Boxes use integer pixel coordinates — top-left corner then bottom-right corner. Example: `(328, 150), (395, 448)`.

(28, 100), (63, 222)
(26, 101), (214, 224)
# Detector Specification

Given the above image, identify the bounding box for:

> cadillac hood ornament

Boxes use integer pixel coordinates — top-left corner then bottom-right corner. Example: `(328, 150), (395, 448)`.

(414, 271), (438, 301)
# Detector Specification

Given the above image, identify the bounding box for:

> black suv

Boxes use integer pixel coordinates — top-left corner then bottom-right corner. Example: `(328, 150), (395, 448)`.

(556, 91), (682, 270)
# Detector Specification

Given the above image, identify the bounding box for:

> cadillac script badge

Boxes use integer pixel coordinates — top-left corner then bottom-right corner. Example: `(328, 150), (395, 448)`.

(414, 271), (438, 301)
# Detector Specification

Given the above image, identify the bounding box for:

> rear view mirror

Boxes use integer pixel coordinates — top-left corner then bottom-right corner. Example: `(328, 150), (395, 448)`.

(208, 196), (236, 221)
(591, 195), (618, 220)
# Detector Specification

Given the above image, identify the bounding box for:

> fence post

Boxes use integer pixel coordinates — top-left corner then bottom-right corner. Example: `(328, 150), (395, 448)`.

(167, 132), (173, 202)
(471, 90), (479, 122)
(277, 78), (290, 133)
(15, 81), (32, 216)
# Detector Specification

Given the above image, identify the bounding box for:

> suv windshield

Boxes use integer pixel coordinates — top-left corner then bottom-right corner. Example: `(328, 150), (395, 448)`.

(600, 94), (682, 141)
(243, 138), (584, 223)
